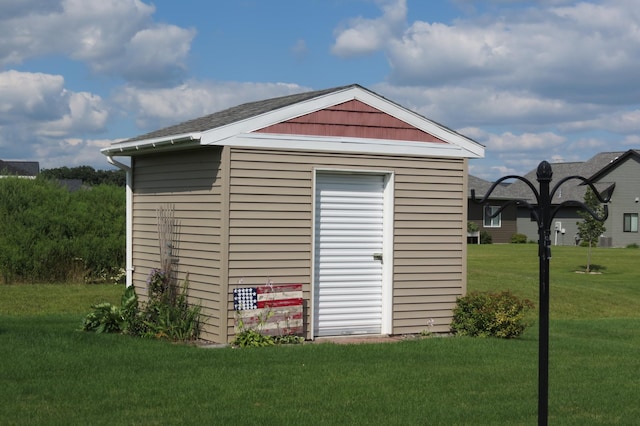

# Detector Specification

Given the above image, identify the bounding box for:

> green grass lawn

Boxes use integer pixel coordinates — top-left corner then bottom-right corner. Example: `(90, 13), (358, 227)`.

(1, 245), (639, 425)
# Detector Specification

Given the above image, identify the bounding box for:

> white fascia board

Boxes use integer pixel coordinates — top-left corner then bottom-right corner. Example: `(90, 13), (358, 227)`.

(100, 132), (202, 156)
(213, 132), (478, 158)
(199, 85), (484, 158)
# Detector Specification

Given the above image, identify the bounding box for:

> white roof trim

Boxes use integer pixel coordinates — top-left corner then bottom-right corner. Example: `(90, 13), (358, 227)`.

(212, 132), (478, 158)
(100, 132), (201, 155)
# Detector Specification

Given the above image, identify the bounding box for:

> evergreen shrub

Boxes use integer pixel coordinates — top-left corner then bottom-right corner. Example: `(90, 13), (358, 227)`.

(510, 233), (528, 244)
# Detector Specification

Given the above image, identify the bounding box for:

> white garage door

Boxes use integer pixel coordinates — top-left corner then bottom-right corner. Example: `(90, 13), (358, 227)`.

(314, 173), (385, 337)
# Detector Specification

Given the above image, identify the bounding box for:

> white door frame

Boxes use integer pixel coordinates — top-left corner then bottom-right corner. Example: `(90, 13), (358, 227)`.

(311, 168), (394, 339)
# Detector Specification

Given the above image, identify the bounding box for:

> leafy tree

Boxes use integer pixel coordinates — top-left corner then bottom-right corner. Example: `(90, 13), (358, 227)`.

(40, 166), (125, 187)
(576, 187), (606, 273)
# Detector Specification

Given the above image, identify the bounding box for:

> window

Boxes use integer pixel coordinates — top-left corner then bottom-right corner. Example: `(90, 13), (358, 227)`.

(483, 206), (502, 228)
(623, 213), (638, 232)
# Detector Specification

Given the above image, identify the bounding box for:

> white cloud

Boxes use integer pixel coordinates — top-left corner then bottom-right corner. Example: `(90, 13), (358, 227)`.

(465, 128), (571, 179)
(36, 91), (109, 137)
(0, 70), (110, 168)
(567, 137), (609, 152)
(337, 0), (640, 117)
(373, 82), (597, 129)
(485, 131), (567, 152)
(0, 0), (195, 87)
(33, 137), (123, 168)
(0, 70), (68, 122)
(599, 110), (640, 134)
(332, 0), (407, 57)
(0, 0), (62, 19)
(0, 70), (108, 134)
(101, 24), (195, 87)
(621, 134), (640, 147)
(386, 1), (640, 105)
(559, 109), (640, 135)
(113, 80), (311, 132)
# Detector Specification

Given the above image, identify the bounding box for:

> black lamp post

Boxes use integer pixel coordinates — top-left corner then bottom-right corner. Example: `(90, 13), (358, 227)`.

(471, 161), (613, 426)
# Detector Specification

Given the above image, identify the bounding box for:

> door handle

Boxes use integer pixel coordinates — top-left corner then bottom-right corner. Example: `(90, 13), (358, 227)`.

(373, 253), (383, 263)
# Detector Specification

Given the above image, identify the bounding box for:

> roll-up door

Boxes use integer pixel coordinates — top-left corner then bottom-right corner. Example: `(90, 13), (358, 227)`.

(314, 172), (385, 337)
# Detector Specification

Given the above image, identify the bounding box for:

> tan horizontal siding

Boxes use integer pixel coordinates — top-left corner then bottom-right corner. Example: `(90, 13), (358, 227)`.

(395, 197), (461, 207)
(225, 147), (466, 339)
(132, 148), (223, 342)
(393, 273), (463, 282)
(394, 304), (457, 317)
(394, 294), (459, 304)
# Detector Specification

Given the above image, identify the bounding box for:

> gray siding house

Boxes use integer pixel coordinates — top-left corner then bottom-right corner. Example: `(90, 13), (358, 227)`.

(101, 84), (484, 343)
(472, 150), (638, 247)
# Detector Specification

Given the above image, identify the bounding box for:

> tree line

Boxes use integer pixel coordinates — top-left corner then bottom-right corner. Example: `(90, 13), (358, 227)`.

(40, 166), (126, 187)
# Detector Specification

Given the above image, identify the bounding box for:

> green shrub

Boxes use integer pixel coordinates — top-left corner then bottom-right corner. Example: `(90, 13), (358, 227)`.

(451, 291), (534, 338)
(83, 271), (202, 342)
(0, 177), (124, 283)
(137, 270), (201, 341)
(83, 285), (138, 334)
(273, 334), (305, 344)
(480, 230), (493, 244)
(233, 329), (305, 347)
(510, 233), (528, 244)
(626, 243), (639, 249)
(233, 329), (275, 347)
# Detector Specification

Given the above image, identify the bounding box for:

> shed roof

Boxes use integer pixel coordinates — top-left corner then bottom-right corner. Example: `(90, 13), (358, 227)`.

(102, 84), (484, 159)
(124, 85), (355, 143)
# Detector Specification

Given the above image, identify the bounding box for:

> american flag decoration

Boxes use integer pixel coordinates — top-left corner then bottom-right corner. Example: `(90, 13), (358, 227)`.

(233, 287), (258, 310)
(233, 284), (304, 336)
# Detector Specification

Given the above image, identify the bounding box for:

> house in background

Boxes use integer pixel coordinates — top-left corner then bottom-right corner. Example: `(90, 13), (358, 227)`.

(469, 150), (639, 247)
(467, 175), (518, 244)
(0, 160), (39, 177)
(101, 84), (484, 343)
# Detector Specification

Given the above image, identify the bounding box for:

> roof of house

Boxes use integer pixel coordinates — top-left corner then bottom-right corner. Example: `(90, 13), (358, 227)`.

(0, 160), (39, 176)
(472, 149), (639, 204)
(103, 84), (484, 159)
(468, 175), (513, 200)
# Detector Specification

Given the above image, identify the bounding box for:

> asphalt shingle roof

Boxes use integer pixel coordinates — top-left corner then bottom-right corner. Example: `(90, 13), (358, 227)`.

(468, 175), (513, 199)
(121, 85), (359, 144)
(0, 160), (39, 176)
(473, 150), (639, 204)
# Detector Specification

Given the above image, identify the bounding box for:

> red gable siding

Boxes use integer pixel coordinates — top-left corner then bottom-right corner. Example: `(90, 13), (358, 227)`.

(254, 100), (447, 144)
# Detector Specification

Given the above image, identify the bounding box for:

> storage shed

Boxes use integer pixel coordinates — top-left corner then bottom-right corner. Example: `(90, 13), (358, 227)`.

(101, 84), (484, 343)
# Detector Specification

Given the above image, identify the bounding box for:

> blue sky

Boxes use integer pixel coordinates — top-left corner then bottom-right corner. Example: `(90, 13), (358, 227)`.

(2, 0), (639, 180)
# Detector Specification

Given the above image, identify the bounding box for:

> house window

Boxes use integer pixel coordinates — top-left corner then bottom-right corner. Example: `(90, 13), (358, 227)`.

(483, 206), (502, 228)
(623, 213), (638, 232)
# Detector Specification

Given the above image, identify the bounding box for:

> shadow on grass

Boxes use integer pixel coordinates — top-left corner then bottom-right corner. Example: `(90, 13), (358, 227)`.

(575, 264), (606, 273)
